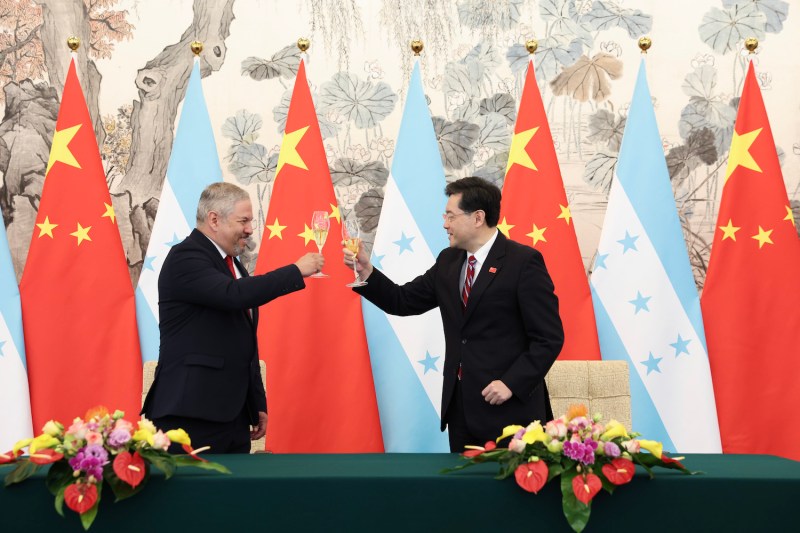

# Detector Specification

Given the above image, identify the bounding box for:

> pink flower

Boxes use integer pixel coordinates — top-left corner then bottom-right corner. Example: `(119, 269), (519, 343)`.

(508, 438), (526, 454)
(622, 440), (640, 454)
(545, 419), (567, 439)
(114, 419), (134, 433)
(85, 431), (103, 445)
(66, 418), (87, 440)
(152, 430), (170, 451)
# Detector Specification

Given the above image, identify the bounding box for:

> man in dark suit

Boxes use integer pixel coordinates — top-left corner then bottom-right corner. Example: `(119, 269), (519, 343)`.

(345, 177), (564, 452)
(142, 182), (324, 453)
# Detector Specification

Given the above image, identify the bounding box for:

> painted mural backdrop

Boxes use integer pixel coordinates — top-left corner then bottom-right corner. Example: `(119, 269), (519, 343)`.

(0, 0), (797, 292)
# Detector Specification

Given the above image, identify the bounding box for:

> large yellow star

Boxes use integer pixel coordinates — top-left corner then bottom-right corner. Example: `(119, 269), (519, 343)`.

(70, 223), (92, 246)
(557, 204), (572, 225)
(506, 127), (539, 173)
(526, 223), (547, 246)
(265, 218), (287, 239)
(46, 124), (82, 176)
(751, 226), (773, 249)
(101, 202), (116, 224)
(329, 204), (341, 224)
(36, 216), (58, 238)
(275, 125), (310, 178)
(785, 205), (796, 226)
(297, 223), (315, 246)
(724, 128), (762, 183)
(497, 216), (515, 238)
(719, 219), (741, 241)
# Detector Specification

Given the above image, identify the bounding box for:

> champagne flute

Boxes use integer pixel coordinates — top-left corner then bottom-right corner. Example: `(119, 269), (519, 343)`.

(342, 217), (367, 287)
(310, 210), (329, 278)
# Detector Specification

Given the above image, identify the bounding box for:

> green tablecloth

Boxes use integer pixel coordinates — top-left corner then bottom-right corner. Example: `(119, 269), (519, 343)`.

(2, 453), (798, 531)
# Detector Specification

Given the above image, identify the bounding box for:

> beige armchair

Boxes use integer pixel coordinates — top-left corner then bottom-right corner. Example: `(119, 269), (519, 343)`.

(141, 360), (267, 454)
(545, 360), (631, 430)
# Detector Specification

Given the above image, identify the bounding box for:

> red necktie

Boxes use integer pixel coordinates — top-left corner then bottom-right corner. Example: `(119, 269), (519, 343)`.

(461, 255), (477, 309)
(225, 256), (237, 278)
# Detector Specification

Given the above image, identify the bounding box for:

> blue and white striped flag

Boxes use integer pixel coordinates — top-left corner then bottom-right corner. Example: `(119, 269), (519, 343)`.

(0, 205), (33, 449)
(136, 59), (221, 362)
(589, 59), (721, 452)
(361, 62), (449, 452)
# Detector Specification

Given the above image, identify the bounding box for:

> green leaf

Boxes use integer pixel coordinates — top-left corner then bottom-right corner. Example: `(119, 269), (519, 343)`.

(560, 468), (592, 533)
(105, 463), (150, 502)
(54, 485), (66, 517)
(547, 462), (564, 482)
(3, 459), (40, 486)
(79, 482), (102, 531)
(46, 461), (74, 495)
(138, 449), (176, 479)
(172, 456), (231, 474)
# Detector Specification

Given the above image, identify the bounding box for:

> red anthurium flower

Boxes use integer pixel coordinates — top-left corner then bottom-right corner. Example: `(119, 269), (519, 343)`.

(0, 450), (22, 464)
(601, 458), (635, 485)
(462, 441), (497, 458)
(113, 451), (146, 488)
(660, 453), (686, 469)
(572, 473), (602, 505)
(182, 444), (210, 462)
(514, 461), (549, 494)
(28, 448), (64, 465)
(64, 482), (98, 515)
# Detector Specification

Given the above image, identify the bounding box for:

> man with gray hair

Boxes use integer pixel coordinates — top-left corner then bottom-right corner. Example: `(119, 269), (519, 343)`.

(142, 182), (324, 453)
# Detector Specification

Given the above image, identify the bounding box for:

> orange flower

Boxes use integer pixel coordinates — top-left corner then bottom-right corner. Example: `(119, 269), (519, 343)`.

(566, 404), (588, 421)
(84, 405), (110, 421)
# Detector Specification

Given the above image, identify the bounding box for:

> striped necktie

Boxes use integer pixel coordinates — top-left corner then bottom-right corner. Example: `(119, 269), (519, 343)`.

(461, 255), (477, 309)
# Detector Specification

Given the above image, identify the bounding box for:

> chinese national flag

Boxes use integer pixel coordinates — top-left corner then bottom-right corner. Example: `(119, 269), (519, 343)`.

(701, 62), (800, 460)
(499, 61), (601, 360)
(256, 60), (383, 452)
(20, 57), (142, 431)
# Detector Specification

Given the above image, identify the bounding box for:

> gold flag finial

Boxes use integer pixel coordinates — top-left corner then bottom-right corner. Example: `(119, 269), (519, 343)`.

(190, 41), (203, 56)
(638, 37), (652, 54)
(67, 36), (80, 51)
(525, 39), (538, 54)
(297, 37), (310, 52)
(410, 40), (424, 56)
(745, 37), (758, 54)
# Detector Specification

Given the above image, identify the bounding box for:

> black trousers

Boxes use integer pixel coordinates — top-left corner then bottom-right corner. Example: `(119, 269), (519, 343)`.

(444, 380), (482, 453)
(152, 408), (251, 454)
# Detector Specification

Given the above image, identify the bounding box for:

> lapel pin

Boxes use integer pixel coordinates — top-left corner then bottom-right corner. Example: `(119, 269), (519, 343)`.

(488, 266), (497, 274)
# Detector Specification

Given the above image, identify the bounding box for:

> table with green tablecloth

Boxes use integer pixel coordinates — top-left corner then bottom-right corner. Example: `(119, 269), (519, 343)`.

(1, 453), (798, 531)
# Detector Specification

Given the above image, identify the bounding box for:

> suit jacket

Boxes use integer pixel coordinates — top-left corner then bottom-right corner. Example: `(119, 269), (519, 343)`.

(356, 232), (564, 441)
(142, 229), (305, 425)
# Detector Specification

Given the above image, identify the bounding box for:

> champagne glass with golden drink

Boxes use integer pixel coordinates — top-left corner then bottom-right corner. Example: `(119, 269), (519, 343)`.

(310, 210), (329, 278)
(342, 217), (367, 287)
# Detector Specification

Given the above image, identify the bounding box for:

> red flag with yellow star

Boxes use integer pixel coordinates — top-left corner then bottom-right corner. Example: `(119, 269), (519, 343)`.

(19, 57), (142, 430)
(256, 60), (383, 452)
(499, 61), (600, 360)
(701, 61), (800, 459)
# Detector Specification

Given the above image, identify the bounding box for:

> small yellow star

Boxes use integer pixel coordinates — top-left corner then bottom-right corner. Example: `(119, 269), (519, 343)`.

(297, 223), (315, 246)
(725, 128), (762, 183)
(36, 216), (58, 238)
(526, 223), (547, 246)
(46, 124), (82, 176)
(557, 204), (572, 225)
(506, 127), (538, 173)
(70, 223), (92, 246)
(276, 125), (310, 178)
(785, 205), (796, 226)
(329, 204), (341, 224)
(265, 218), (287, 239)
(101, 202), (116, 224)
(497, 216), (515, 238)
(719, 219), (741, 241)
(751, 226), (773, 249)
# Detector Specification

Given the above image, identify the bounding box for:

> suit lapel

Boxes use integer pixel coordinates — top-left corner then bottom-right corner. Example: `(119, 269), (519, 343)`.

(462, 232), (506, 324)
(233, 257), (256, 326)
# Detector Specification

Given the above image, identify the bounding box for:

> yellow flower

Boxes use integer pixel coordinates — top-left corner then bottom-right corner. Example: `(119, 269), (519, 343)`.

(41, 420), (63, 437)
(638, 439), (663, 458)
(132, 429), (155, 446)
(496, 424), (524, 443)
(600, 420), (629, 441)
(166, 429), (191, 446)
(29, 434), (59, 454)
(522, 422), (548, 444)
(12, 438), (33, 455)
(138, 418), (157, 434)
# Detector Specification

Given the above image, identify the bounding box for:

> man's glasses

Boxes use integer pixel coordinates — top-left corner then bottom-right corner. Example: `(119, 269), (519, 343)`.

(442, 211), (471, 223)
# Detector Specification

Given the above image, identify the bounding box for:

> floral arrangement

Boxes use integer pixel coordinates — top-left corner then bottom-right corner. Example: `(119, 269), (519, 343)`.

(0, 406), (229, 530)
(445, 405), (694, 533)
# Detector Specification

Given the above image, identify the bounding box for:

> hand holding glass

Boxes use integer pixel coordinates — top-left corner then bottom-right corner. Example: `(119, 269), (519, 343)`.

(342, 218), (367, 287)
(310, 211), (329, 278)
